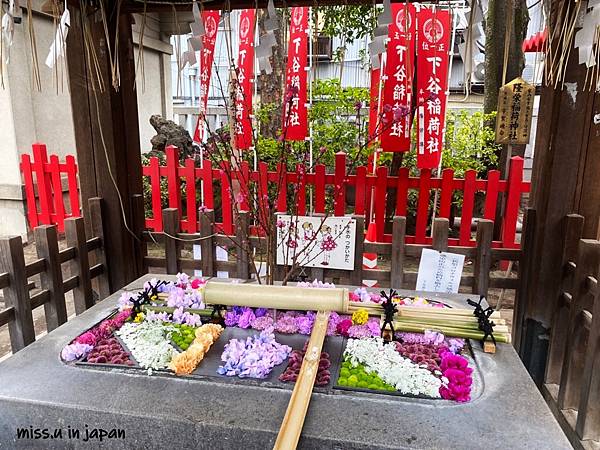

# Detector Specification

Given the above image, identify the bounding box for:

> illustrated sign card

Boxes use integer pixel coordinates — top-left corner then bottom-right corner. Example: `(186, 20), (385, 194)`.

(276, 215), (356, 270)
(416, 248), (465, 293)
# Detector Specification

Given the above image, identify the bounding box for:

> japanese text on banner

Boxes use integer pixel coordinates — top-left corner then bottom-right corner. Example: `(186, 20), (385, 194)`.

(193, 10), (221, 144)
(416, 8), (451, 169)
(281, 7), (309, 141)
(234, 9), (256, 150)
(381, 4), (416, 152)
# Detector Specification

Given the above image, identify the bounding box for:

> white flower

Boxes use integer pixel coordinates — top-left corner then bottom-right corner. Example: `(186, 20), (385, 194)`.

(116, 322), (179, 371)
(344, 338), (441, 398)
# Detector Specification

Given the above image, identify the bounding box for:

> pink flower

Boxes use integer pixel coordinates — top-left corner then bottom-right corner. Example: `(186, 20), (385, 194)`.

(75, 331), (97, 347)
(336, 318), (353, 337)
(190, 278), (204, 289)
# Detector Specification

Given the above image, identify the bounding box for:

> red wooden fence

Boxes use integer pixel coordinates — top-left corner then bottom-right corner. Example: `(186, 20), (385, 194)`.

(143, 145), (531, 248)
(20, 143), (81, 232)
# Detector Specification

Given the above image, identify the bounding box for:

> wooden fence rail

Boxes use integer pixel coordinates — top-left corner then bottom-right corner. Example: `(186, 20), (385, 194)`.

(0, 198), (109, 354)
(142, 145), (531, 248)
(142, 207), (524, 298)
(537, 213), (600, 449)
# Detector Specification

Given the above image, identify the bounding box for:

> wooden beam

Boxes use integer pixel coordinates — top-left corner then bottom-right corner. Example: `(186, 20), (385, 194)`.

(274, 311), (330, 450)
(66, 5), (143, 291)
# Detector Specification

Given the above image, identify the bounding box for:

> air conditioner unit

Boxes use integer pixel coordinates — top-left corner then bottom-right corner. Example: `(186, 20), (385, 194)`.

(315, 36), (333, 61)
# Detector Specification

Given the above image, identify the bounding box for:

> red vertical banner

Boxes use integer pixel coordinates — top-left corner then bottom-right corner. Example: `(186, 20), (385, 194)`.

(193, 10), (221, 144)
(368, 68), (381, 140)
(416, 7), (451, 169)
(234, 9), (256, 150)
(281, 7), (309, 141)
(380, 4), (416, 152)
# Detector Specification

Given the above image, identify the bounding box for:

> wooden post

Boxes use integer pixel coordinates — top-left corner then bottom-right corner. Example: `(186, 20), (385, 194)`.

(513, 208), (537, 351)
(131, 193), (147, 275)
(236, 211), (250, 280)
(67, 6), (143, 291)
(576, 282), (600, 440)
(431, 218), (449, 252)
(65, 218), (94, 315)
(390, 216), (406, 289)
(350, 215), (365, 286)
(473, 220), (494, 298)
(163, 208), (180, 275)
(200, 209), (215, 278)
(89, 197), (111, 300)
(545, 213), (583, 384)
(558, 239), (600, 411)
(0, 236), (35, 351)
(34, 225), (67, 331)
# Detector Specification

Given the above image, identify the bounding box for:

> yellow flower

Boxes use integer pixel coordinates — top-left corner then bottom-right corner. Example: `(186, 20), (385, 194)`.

(134, 312), (145, 323)
(352, 309), (369, 325)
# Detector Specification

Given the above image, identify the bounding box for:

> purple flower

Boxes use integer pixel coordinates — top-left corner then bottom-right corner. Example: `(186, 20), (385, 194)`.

(354, 101), (363, 112)
(250, 315), (274, 331)
(326, 312), (341, 336)
(237, 307), (256, 329)
(296, 314), (314, 335)
(61, 343), (93, 362)
(347, 324), (372, 339)
(255, 308), (269, 318)
(146, 311), (171, 322)
(275, 314), (299, 334)
(366, 318), (381, 337)
(393, 105), (410, 122)
(225, 311), (241, 327)
(118, 292), (135, 310)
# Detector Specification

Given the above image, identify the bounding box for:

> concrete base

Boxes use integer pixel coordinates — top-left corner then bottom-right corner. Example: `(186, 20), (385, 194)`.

(0, 275), (571, 449)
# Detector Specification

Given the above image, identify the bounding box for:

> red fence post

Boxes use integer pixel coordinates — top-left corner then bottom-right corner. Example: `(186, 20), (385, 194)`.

(314, 164), (326, 214)
(32, 143), (53, 225)
(148, 156), (163, 231)
(395, 167), (409, 216)
(354, 165), (367, 216)
(296, 163), (306, 216)
(48, 155), (66, 232)
(334, 152), (347, 216)
(415, 169), (431, 244)
(374, 166), (387, 241)
(459, 170), (477, 246)
(184, 158), (197, 233)
(220, 165), (233, 235)
(65, 155), (80, 218)
(439, 168), (454, 219)
(20, 154), (39, 229)
(165, 146), (181, 211)
(276, 162), (287, 213)
(502, 156), (524, 248)
(483, 169), (501, 221)
(201, 159), (214, 210)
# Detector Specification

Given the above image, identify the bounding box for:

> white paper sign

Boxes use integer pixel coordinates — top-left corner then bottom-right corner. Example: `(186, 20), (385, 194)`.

(276, 215), (356, 270)
(192, 244), (229, 278)
(416, 249), (465, 293)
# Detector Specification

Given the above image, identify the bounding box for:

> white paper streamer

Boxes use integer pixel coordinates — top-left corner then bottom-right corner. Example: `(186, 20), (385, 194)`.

(255, 0), (279, 75)
(45, 8), (70, 69)
(1, 0), (17, 63)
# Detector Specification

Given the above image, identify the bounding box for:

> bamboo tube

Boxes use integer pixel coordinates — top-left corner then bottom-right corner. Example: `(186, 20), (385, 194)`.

(393, 316), (509, 333)
(203, 282), (350, 313)
(274, 311), (330, 450)
(390, 320), (511, 344)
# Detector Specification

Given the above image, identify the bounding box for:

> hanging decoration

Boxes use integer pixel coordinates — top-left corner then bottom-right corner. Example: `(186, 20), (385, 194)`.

(281, 7), (309, 141)
(234, 9), (256, 150)
(1, 0), (18, 64)
(416, 7), (451, 170)
(255, 0), (279, 74)
(192, 10), (221, 145)
(368, 67), (381, 141)
(368, 0), (393, 70)
(181, 1), (206, 69)
(45, 5), (70, 69)
(380, 3), (416, 153)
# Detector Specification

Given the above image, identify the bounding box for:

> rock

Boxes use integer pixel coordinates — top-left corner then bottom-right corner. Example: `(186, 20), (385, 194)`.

(148, 115), (195, 158)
